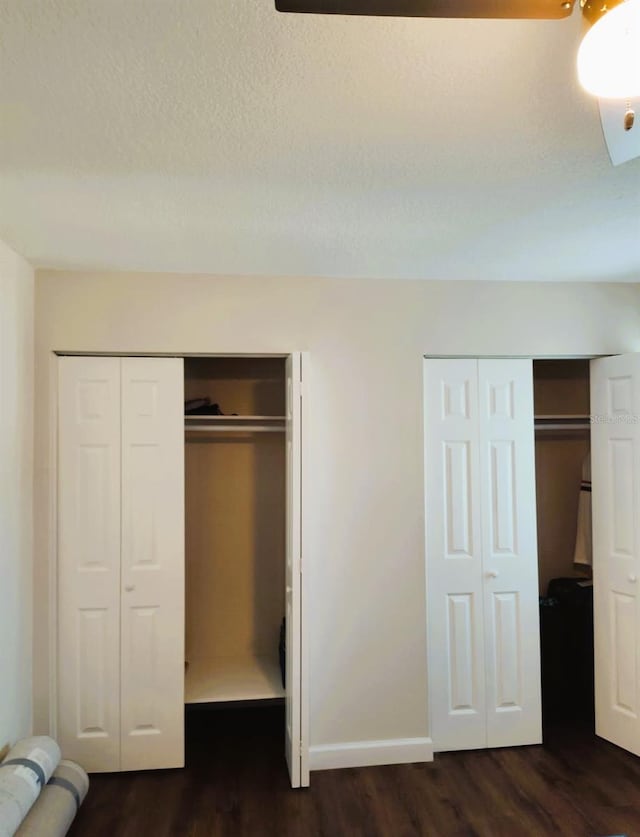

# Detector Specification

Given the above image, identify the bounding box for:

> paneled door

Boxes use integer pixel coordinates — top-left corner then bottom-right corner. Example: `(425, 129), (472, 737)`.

(424, 359), (486, 751)
(477, 360), (541, 748)
(424, 358), (541, 751)
(58, 356), (122, 772)
(120, 358), (185, 771)
(285, 352), (306, 787)
(591, 354), (640, 756)
(58, 356), (185, 772)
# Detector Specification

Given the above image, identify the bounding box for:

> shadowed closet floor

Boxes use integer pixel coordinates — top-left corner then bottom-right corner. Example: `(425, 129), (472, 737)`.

(68, 707), (640, 837)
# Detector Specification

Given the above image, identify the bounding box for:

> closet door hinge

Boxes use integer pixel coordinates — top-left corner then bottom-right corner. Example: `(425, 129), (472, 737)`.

(299, 742), (304, 756)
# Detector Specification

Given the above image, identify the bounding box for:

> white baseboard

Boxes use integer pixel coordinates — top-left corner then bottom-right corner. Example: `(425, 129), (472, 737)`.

(309, 736), (433, 771)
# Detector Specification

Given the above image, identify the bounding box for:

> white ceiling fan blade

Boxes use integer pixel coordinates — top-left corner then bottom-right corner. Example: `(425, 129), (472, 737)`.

(599, 96), (640, 166)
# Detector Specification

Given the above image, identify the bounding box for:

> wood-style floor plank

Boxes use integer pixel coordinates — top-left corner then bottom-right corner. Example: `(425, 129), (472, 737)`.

(69, 707), (639, 837)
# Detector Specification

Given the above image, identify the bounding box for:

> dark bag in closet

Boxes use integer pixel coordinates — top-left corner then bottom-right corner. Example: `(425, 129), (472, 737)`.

(540, 577), (594, 724)
(185, 401), (225, 415)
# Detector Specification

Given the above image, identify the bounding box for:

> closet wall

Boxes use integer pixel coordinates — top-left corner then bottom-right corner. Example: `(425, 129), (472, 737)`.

(534, 360), (591, 595)
(184, 358), (285, 699)
(35, 271), (640, 759)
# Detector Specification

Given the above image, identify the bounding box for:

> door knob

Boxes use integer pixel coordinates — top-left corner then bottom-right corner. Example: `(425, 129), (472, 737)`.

(629, 574), (638, 583)
(486, 570), (499, 579)
(124, 585), (135, 592)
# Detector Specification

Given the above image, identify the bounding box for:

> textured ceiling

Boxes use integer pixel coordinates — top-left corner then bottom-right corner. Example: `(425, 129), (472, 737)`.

(0, 0), (638, 281)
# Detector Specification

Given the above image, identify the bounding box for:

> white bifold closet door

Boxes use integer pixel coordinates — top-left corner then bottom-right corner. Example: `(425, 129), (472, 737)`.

(425, 358), (541, 752)
(120, 358), (185, 770)
(591, 354), (640, 757)
(58, 356), (185, 773)
(285, 352), (306, 788)
(58, 357), (122, 772)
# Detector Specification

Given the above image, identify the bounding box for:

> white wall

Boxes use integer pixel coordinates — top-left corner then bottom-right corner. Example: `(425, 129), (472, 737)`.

(33, 271), (640, 758)
(0, 241), (34, 749)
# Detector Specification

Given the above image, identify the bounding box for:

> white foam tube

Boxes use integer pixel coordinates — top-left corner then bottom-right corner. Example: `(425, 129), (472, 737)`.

(16, 761), (89, 837)
(0, 737), (61, 837)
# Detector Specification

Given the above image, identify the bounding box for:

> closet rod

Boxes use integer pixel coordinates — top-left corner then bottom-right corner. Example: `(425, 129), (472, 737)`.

(184, 415), (285, 421)
(185, 425), (284, 433)
(534, 423), (591, 431)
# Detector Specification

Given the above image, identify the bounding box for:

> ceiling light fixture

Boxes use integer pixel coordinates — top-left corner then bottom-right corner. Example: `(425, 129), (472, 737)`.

(577, 0), (640, 99)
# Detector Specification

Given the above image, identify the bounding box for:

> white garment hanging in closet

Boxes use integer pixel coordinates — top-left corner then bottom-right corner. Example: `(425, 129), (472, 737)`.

(573, 452), (592, 567)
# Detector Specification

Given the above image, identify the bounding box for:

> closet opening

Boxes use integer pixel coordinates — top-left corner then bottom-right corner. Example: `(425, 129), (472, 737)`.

(183, 356), (288, 765)
(55, 352), (306, 784)
(533, 359), (594, 735)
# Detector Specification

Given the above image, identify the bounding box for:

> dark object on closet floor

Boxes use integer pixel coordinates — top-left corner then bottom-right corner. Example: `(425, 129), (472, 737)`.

(279, 618), (286, 689)
(540, 577), (594, 725)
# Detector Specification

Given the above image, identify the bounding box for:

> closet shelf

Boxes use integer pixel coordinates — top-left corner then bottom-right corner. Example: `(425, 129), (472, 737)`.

(185, 654), (285, 704)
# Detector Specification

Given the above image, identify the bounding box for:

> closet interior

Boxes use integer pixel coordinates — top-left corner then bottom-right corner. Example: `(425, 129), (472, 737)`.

(184, 356), (286, 706)
(533, 359), (594, 726)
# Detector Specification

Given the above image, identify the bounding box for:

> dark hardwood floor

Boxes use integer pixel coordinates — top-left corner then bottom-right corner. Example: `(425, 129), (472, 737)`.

(68, 706), (640, 837)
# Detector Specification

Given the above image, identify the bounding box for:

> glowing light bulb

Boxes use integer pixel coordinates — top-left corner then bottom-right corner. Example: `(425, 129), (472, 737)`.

(577, 0), (640, 99)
